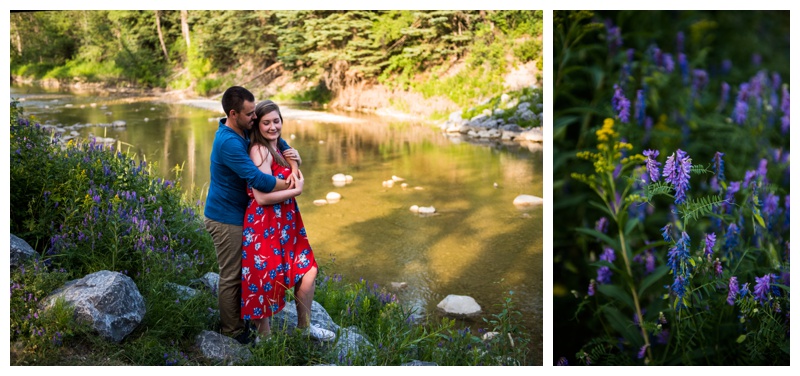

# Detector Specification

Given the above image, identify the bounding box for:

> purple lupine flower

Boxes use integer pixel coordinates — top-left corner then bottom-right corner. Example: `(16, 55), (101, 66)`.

(612, 84), (631, 123)
(595, 217), (609, 234)
(719, 82), (730, 111)
(663, 53), (675, 73)
(692, 69), (708, 93)
(661, 223), (673, 242)
(605, 20), (623, 55)
(668, 232), (691, 310)
(734, 83), (750, 125)
(757, 159), (768, 181)
(636, 89), (646, 125)
(638, 344), (649, 359)
(588, 279), (596, 296)
(627, 48), (635, 62)
(727, 276), (739, 305)
(704, 233), (716, 258)
(743, 170), (758, 189)
(656, 330), (670, 345)
(712, 152), (726, 182)
(672, 274), (688, 310)
(714, 259), (723, 277)
(754, 274), (774, 304)
(678, 53), (689, 84)
(752, 54), (762, 67)
(642, 149), (661, 183)
(597, 247), (617, 284)
(662, 149), (692, 204)
(780, 86), (790, 134)
(722, 59), (733, 75)
(739, 282), (750, 298)
(723, 223), (739, 258)
(764, 193), (779, 223)
(653, 47), (663, 67)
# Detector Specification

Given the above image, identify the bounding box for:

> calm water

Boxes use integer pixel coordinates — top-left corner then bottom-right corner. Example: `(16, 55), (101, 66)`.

(11, 85), (543, 361)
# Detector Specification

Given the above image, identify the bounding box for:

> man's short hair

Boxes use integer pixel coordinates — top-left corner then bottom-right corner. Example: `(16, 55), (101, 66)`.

(221, 86), (255, 117)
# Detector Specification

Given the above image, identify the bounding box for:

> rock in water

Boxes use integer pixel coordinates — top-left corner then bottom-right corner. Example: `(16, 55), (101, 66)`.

(326, 192), (342, 204)
(513, 194), (543, 209)
(436, 294), (481, 317)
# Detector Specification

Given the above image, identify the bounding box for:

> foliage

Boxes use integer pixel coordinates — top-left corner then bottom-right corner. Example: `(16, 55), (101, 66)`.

(553, 11), (790, 365)
(9, 104), (534, 365)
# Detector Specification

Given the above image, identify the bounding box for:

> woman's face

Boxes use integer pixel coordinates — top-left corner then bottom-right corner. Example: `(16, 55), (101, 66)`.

(258, 110), (282, 141)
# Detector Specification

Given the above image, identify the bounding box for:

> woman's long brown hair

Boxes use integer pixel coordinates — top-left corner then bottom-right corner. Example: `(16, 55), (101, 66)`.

(250, 100), (290, 168)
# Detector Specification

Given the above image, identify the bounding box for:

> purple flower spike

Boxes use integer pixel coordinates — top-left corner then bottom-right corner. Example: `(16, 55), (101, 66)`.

(663, 53), (675, 73)
(676, 31), (685, 53)
(754, 274), (774, 304)
(719, 82), (730, 110)
(781, 87), (790, 134)
(638, 344), (649, 359)
(662, 149), (692, 204)
(636, 89), (646, 125)
(661, 223), (673, 242)
(595, 217), (609, 234)
(727, 276), (739, 305)
(704, 233), (716, 258)
(678, 53), (689, 84)
(588, 279), (596, 296)
(712, 152), (726, 182)
(612, 84), (631, 123)
(692, 69), (709, 93)
(643, 149), (661, 183)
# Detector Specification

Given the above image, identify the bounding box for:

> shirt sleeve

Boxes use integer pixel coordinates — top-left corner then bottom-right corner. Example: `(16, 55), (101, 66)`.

(219, 138), (277, 192)
(278, 137), (291, 152)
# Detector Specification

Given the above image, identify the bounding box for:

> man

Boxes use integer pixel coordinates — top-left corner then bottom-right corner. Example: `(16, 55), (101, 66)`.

(204, 86), (300, 343)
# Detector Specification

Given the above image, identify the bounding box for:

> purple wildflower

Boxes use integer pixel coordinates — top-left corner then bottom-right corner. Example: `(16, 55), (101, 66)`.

(605, 20), (623, 55)
(597, 247), (617, 284)
(595, 217), (609, 234)
(723, 223), (740, 259)
(704, 233), (716, 258)
(656, 330), (670, 345)
(743, 170), (758, 189)
(663, 53), (675, 73)
(692, 69), (709, 93)
(588, 279), (596, 296)
(781, 86), (790, 134)
(722, 59), (733, 74)
(678, 53), (689, 84)
(638, 344), (649, 359)
(661, 223), (673, 242)
(668, 232), (692, 310)
(714, 259), (723, 277)
(662, 149), (692, 204)
(739, 282), (750, 298)
(712, 152), (725, 181)
(612, 84), (631, 123)
(642, 149), (661, 183)
(636, 89), (646, 125)
(676, 31), (684, 53)
(754, 274), (774, 304)
(719, 82), (730, 111)
(556, 357), (569, 366)
(727, 276), (739, 305)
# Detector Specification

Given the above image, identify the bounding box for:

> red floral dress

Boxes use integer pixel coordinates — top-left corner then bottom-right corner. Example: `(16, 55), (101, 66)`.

(241, 158), (316, 319)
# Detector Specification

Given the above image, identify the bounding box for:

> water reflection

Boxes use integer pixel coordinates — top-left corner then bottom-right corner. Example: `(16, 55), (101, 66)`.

(11, 85), (543, 360)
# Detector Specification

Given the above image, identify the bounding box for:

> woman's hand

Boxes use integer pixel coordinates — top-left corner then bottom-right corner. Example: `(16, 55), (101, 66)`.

(294, 169), (305, 194)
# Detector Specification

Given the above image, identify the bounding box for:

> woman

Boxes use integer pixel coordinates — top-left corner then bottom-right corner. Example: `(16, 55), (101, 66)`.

(241, 100), (335, 342)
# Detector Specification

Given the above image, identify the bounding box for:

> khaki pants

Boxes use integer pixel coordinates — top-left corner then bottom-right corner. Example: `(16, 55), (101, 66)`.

(204, 217), (245, 335)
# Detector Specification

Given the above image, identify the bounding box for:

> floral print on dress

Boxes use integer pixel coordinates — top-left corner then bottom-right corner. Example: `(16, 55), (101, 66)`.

(241, 158), (317, 320)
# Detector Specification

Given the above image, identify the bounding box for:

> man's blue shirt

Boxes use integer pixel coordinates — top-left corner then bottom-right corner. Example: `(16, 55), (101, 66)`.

(204, 119), (289, 225)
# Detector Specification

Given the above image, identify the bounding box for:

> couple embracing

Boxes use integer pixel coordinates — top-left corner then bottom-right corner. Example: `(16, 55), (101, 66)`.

(203, 86), (335, 344)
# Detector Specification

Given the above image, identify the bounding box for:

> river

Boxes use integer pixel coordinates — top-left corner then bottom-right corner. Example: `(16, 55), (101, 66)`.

(10, 84), (543, 363)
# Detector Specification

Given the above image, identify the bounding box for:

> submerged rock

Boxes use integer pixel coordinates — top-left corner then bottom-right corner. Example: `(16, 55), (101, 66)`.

(437, 295), (481, 317)
(513, 194), (543, 209)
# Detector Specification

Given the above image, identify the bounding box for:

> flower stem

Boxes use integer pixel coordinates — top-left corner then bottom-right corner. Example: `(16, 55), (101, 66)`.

(617, 228), (653, 361)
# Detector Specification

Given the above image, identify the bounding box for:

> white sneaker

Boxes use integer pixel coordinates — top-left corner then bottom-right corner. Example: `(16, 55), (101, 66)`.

(302, 324), (336, 342)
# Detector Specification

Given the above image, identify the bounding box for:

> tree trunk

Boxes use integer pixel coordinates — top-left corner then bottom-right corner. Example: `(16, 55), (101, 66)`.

(181, 10), (191, 48)
(155, 11), (169, 63)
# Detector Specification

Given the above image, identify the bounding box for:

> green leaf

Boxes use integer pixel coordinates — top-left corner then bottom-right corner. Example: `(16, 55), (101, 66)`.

(588, 200), (615, 218)
(638, 265), (669, 297)
(597, 284), (635, 310)
(624, 218), (638, 235)
(574, 227), (618, 249)
(736, 334), (747, 343)
(754, 211), (766, 228)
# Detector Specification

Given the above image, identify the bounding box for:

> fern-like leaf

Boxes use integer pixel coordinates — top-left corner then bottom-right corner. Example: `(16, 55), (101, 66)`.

(691, 164), (714, 175)
(679, 195), (727, 224)
(644, 181), (674, 201)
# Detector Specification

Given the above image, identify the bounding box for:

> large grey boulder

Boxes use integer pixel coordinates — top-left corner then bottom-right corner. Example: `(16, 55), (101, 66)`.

(271, 300), (339, 333)
(437, 294), (482, 318)
(10, 234), (37, 268)
(42, 270), (145, 342)
(195, 330), (252, 365)
(191, 272), (220, 296)
(335, 326), (373, 362)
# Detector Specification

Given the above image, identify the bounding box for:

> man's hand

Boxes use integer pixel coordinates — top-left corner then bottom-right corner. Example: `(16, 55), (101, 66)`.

(283, 149), (302, 166)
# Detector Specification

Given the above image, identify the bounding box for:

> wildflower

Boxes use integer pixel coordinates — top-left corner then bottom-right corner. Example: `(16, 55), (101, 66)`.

(595, 217), (608, 234)
(676, 31), (684, 53)
(588, 279), (596, 296)
(668, 232), (692, 310)
(678, 53), (689, 84)
(635, 89), (646, 125)
(704, 233), (716, 258)
(734, 83), (749, 125)
(663, 53), (675, 73)
(712, 152), (725, 182)
(781, 86), (790, 134)
(719, 82), (730, 110)
(556, 357), (569, 366)
(597, 247), (616, 284)
(642, 150), (661, 183)
(723, 223), (739, 258)
(692, 69), (709, 93)
(727, 276), (739, 305)
(722, 59), (733, 74)
(743, 170), (758, 189)
(638, 344), (649, 359)
(661, 223), (673, 242)
(658, 311), (668, 325)
(605, 20), (623, 55)
(754, 274), (774, 305)
(662, 149), (692, 204)
(656, 330), (670, 345)
(713, 258), (723, 277)
(739, 282), (750, 298)
(612, 84), (631, 123)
